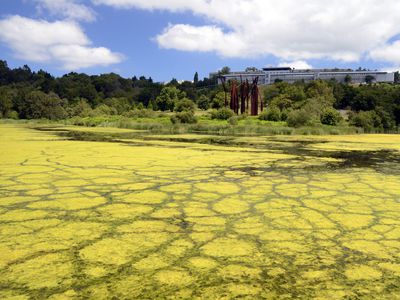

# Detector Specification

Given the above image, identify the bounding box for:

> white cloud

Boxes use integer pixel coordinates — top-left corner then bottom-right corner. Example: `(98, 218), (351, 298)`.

(369, 41), (400, 65)
(34, 0), (96, 22)
(93, 0), (400, 65)
(50, 45), (124, 69)
(278, 60), (313, 70)
(381, 67), (400, 73)
(92, 0), (203, 11)
(156, 24), (244, 57)
(0, 15), (123, 70)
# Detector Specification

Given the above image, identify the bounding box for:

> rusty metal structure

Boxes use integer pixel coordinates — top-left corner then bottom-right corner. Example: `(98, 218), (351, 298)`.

(230, 81), (239, 114)
(250, 77), (259, 116)
(221, 75), (262, 116)
(219, 76), (228, 108)
(239, 78), (250, 115)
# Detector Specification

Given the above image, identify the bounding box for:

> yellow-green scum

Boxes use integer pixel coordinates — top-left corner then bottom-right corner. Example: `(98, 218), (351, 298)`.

(0, 124), (400, 298)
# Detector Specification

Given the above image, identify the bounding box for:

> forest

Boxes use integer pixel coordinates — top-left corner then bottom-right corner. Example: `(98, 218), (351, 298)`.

(0, 60), (399, 132)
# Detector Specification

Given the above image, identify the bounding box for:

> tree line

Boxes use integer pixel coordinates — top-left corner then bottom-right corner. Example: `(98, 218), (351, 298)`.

(0, 60), (217, 120)
(0, 60), (399, 132)
(261, 79), (400, 130)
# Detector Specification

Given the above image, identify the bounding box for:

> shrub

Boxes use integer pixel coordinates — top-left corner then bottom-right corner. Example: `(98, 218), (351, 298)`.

(91, 104), (118, 116)
(174, 98), (195, 112)
(269, 95), (293, 110)
(350, 110), (382, 132)
(375, 108), (396, 130)
(104, 97), (131, 115)
(68, 100), (92, 118)
(228, 116), (239, 125)
(238, 112), (248, 120)
(8, 110), (19, 120)
(197, 95), (210, 110)
(286, 109), (312, 127)
(210, 108), (234, 120)
(280, 109), (290, 121)
(320, 108), (343, 125)
(259, 107), (281, 121)
(170, 111), (198, 124)
(123, 109), (157, 118)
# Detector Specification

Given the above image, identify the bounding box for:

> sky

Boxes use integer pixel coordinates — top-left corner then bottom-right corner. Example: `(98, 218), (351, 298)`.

(1, 0), (400, 82)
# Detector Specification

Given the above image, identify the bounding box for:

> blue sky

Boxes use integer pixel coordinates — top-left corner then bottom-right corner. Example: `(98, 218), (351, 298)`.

(1, 0), (400, 82)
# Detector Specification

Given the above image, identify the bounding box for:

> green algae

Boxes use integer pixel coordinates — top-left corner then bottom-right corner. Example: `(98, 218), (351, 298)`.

(1, 124), (400, 298)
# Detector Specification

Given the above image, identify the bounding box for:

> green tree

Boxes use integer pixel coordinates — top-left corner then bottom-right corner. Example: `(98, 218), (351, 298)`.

(193, 72), (199, 85)
(218, 66), (231, 75)
(394, 71), (399, 84)
(179, 81), (197, 100)
(104, 97), (131, 115)
(283, 85), (307, 102)
(306, 80), (335, 104)
(320, 108), (343, 125)
(0, 60), (10, 85)
(22, 91), (66, 120)
(269, 95), (293, 111)
(33, 70), (55, 93)
(350, 110), (382, 131)
(351, 87), (378, 111)
(0, 86), (14, 118)
(197, 95), (211, 110)
(156, 86), (186, 111)
(344, 74), (352, 84)
(10, 65), (32, 83)
(168, 78), (179, 86)
(211, 91), (226, 109)
(245, 67), (258, 72)
(135, 84), (162, 107)
(365, 75), (375, 84)
(264, 85), (282, 105)
(67, 99), (92, 117)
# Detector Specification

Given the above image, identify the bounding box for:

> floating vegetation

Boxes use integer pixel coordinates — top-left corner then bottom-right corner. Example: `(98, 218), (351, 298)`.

(0, 124), (400, 298)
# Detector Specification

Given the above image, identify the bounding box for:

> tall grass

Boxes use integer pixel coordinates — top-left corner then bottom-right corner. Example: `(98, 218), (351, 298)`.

(1, 115), (379, 136)
(92, 117), (361, 136)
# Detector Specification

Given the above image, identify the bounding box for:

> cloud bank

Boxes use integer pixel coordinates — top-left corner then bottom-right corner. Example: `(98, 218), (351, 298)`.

(0, 15), (123, 70)
(94, 0), (400, 68)
(35, 0), (96, 22)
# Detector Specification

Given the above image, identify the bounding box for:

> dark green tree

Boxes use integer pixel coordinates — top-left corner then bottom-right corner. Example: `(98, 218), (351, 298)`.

(197, 95), (211, 110)
(0, 86), (14, 117)
(218, 66), (231, 75)
(365, 75), (375, 84)
(21, 91), (66, 120)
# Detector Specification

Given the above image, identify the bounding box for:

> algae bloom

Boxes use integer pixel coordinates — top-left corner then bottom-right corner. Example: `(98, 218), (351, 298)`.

(0, 124), (400, 299)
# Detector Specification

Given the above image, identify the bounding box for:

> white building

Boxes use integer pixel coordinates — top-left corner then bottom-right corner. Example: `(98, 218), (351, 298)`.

(215, 67), (395, 85)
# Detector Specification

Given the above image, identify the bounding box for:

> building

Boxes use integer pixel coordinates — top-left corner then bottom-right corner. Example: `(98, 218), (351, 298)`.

(214, 67), (395, 85)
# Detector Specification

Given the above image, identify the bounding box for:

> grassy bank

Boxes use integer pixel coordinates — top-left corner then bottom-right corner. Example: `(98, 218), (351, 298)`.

(58, 115), (362, 136)
(4, 111), (396, 136)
